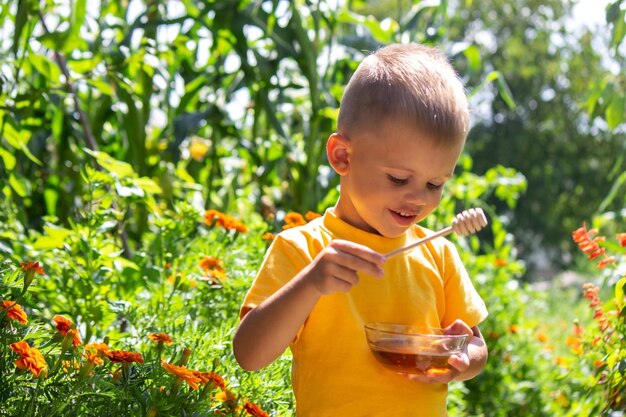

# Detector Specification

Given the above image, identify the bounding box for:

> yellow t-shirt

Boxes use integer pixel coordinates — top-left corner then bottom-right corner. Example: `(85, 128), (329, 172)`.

(241, 209), (488, 417)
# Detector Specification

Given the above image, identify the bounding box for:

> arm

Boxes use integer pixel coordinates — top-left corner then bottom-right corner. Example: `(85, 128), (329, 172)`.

(233, 239), (385, 371)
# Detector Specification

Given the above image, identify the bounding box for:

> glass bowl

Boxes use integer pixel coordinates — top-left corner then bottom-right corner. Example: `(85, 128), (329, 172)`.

(364, 322), (469, 375)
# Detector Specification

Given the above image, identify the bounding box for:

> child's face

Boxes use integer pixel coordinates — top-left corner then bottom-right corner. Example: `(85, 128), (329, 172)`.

(331, 120), (463, 238)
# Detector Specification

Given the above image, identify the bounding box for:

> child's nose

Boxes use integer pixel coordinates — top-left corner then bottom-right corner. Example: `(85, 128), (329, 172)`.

(404, 187), (427, 205)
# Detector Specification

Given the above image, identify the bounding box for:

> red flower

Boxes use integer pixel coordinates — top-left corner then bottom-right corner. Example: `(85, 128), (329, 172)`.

(616, 233), (626, 247)
(1, 300), (28, 324)
(572, 225), (615, 268)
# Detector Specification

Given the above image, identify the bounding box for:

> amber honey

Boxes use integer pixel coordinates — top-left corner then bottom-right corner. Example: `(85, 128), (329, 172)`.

(369, 337), (455, 375)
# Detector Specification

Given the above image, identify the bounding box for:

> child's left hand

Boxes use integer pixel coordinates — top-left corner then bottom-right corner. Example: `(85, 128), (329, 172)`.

(399, 319), (474, 384)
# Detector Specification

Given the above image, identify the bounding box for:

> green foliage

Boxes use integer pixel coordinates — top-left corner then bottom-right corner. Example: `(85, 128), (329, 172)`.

(447, 0), (626, 271)
(0, 164), (292, 416)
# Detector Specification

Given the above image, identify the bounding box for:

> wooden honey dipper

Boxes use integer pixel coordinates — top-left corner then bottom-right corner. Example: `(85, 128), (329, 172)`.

(385, 208), (488, 259)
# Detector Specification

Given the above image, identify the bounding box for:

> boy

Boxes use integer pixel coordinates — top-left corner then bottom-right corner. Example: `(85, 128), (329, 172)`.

(233, 43), (488, 416)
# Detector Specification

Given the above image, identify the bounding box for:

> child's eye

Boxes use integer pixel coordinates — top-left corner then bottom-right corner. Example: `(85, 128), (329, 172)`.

(387, 175), (409, 185)
(427, 182), (444, 191)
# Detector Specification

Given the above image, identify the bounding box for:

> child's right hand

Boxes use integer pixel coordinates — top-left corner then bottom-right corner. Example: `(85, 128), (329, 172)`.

(301, 239), (385, 295)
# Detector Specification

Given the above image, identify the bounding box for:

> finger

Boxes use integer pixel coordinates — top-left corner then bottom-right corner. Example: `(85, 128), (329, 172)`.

(327, 242), (385, 278)
(443, 319), (473, 337)
(329, 240), (386, 266)
(447, 353), (469, 372)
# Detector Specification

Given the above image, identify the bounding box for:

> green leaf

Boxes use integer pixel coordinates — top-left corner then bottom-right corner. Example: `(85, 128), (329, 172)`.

(0, 147), (17, 170)
(68, 56), (103, 74)
(8, 173), (31, 197)
(87, 78), (114, 97)
(598, 170), (626, 212)
(463, 44), (482, 75)
(71, 0), (87, 37)
(32, 225), (73, 250)
(470, 71), (516, 110)
(84, 149), (136, 178)
(605, 94), (625, 129)
(615, 277), (626, 312)
(133, 177), (162, 195)
(29, 53), (62, 82)
(337, 10), (397, 44)
(13, 0), (29, 56)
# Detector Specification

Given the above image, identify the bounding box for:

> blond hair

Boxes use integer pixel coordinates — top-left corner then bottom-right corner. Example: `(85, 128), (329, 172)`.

(337, 43), (470, 144)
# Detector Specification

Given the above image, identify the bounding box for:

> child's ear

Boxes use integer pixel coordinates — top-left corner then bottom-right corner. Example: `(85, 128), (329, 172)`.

(326, 133), (351, 175)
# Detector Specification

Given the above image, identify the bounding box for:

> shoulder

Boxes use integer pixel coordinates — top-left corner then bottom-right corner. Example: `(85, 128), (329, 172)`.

(270, 216), (329, 255)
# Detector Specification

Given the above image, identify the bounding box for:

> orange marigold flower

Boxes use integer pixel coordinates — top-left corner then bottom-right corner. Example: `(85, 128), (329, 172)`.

(565, 336), (582, 354)
(1, 300), (28, 324)
(282, 212), (306, 230)
(493, 258), (508, 267)
(162, 361), (202, 390)
(53, 315), (82, 347)
(53, 315), (74, 334)
(193, 370), (226, 390)
(82, 350), (104, 365)
(20, 261), (45, 275)
(535, 331), (548, 343)
(509, 324), (519, 334)
(66, 329), (83, 348)
(199, 256), (224, 272)
(244, 402), (270, 417)
(10, 340), (47, 377)
(214, 388), (239, 412)
(106, 350), (144, 364)
(304, 211), (321, 221)
(617, 233), (626, 247)
(148, 332), (173, 345)
(204, 210), (248, 233)
(262, 232), (275, 242)
(243, 402), (269, 417)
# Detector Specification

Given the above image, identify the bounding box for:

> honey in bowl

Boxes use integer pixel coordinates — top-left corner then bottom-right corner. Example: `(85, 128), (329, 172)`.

(364, 323), (469, 375)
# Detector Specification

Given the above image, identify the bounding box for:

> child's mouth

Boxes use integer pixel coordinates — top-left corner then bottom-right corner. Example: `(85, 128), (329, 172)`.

(390, 209), (418, 226)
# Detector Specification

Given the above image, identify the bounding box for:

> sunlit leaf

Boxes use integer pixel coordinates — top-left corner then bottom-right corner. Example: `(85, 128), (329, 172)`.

(71, 0), (87, 37)
(32, 225), (72, 250)
(134, 177), (163, 195)
(8, 173), (30, 197)
(0, 147), (17, 170)
(84, 149), (136, 178)
(605, 95), (625, 129)
(28, 54), (62, 82)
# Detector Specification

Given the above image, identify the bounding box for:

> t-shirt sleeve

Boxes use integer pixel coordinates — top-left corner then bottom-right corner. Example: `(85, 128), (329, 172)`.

(441, 241), (488, 329)
(239, 233), (312, 320)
